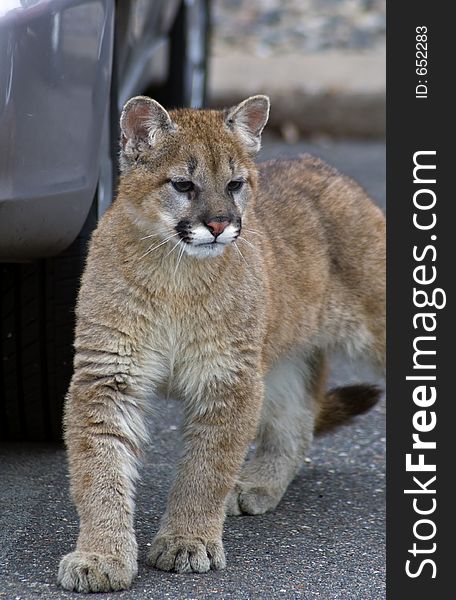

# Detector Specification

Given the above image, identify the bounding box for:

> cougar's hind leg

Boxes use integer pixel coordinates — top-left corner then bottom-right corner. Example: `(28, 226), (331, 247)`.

(226, 351), (326, 516)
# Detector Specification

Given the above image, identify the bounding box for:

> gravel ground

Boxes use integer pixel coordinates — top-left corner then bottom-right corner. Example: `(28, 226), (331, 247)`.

(209, 2), (386, 139)
(0, 139), (386, 600)
(213, 0), (386, 55)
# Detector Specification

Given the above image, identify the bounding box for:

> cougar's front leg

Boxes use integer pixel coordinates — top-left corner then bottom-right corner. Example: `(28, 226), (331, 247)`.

(58, 329), (150, 593)
(148, 370), (263, 574)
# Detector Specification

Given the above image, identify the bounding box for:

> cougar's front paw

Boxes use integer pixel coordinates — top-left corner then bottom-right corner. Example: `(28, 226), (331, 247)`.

(57, 551), (137, 592)
(226, 482), (283, 516)
(148, 534), (226, 573)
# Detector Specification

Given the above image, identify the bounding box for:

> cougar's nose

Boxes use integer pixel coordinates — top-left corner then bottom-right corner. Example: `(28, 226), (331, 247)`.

(204, 217), (230, 237)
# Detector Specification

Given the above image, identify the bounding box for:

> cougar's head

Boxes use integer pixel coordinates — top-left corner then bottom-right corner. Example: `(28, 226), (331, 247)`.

(119, 95), (269, 259)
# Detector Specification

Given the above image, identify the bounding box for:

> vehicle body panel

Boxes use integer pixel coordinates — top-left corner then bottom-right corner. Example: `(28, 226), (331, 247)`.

(0, 0), (114, 260)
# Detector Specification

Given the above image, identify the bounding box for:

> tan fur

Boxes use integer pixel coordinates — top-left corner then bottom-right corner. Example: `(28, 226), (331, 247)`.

(57, 96), (385, 592)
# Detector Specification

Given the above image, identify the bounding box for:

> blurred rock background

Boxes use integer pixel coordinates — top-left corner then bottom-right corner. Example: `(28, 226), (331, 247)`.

(208, 0), (386, 138)
(212, 0), (385, 54)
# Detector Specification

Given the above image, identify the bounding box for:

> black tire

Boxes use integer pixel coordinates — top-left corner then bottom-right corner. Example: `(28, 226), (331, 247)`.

(0, 207), (97, 441)
(151, 0), (211, 108)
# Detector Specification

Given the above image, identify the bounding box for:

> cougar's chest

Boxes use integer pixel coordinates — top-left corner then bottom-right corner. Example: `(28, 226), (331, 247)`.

(142, 295), (229, 400)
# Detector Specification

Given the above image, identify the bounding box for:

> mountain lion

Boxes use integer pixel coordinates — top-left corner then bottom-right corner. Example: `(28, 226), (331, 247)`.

(57, 95), (385, 592)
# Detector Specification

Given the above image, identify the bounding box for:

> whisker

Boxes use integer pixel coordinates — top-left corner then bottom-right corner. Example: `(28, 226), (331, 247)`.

(163, 238), (183, 259)
(242, 228), (264, 237)
(139, 233), (179, 260)
(140, 233), (161, 241)
(174, 243), (186, 278)
(233, 241), (249, 269)
(238, 236), (260, 252)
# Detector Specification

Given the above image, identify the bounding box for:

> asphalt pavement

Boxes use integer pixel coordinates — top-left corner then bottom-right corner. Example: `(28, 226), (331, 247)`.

(0, 138), (386, 600)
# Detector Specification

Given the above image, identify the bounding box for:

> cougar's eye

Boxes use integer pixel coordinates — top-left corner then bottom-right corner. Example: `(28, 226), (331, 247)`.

(227, 180), (244, 193)
(172, 180), (194, 193)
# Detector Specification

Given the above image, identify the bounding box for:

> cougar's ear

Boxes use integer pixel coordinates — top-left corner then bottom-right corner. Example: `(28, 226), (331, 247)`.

(120, 96), (176, 162)
(225, 95), (270, 154)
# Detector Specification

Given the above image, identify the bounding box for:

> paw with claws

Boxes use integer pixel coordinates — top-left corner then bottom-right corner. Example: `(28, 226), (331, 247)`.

(57, 551), (136, 592)
(148, 534), (226, 573)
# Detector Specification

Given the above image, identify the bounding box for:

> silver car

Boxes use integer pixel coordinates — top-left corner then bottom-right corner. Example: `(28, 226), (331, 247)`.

(0, 0), (210, 440)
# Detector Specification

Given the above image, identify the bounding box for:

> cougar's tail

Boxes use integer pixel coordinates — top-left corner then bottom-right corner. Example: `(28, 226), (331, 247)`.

(315, 384), (382, 436)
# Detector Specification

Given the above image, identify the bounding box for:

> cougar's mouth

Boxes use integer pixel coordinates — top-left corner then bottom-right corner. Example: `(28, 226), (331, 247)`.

(172, 218), (242, 258)
(196, 240), (228, 247)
